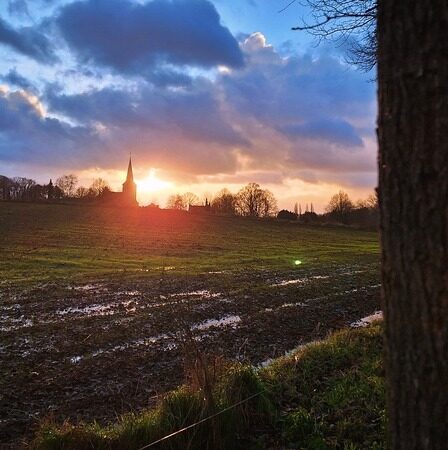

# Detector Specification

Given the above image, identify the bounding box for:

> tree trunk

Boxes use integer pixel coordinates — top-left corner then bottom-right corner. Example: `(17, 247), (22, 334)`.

(377, 1), (448, 449)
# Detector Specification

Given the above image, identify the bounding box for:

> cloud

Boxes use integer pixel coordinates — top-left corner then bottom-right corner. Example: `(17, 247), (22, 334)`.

(7, 0), (30, 17)
(146, 68), (193, 88)
(1, 68), (36, 92)
(223, 33), (374, 126)
(0, 31), (376, 194)
(215, 33), (375, 174)
(0, 16), (56, 63)
(0, 86), (100, 167)
(280, 118), (364, 148)
(55, 0), (244, 77)
(45, 81), (248, 148)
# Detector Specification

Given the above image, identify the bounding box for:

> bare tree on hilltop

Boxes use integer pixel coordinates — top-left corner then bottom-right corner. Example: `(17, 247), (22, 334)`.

(211, 188), (237, 215)
(55, 174), (78, 198)
(182, 192), (200, 208)
(325, 190), (354, 223)
(75, 186), (89, 199)
(167, 194), (187, 210)
(9, 177), (36, 200)
(89, 178), (110, 197)
(166, 192), (201, 210)
(236, 182), (278, 218)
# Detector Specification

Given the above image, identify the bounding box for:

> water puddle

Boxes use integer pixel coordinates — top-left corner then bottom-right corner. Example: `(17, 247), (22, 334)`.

(91, 333), (172, 357)
(305, 284), (381, 304)
(263, 284), (381, 314)
(191, 315), (241, 331)
(280, 302), (307, 308)
(273, 278), (307, 287)
(170, 290), (221, 298)
(56, 300), (137, 318)
(0, 303), (22, 312)
(70, 314), (241, 361)
(0, 316), (33, 332)
(271, 275), (330, 287)
(116, 290), (141, 297)
(339, 270), (367, 276)
(72, 283), (107, 292)
(70, 356), (83, 364)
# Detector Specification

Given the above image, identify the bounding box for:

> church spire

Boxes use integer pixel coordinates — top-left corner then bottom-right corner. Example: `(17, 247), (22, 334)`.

(122, 154), (138, 206)
(126, 155), (134, 183)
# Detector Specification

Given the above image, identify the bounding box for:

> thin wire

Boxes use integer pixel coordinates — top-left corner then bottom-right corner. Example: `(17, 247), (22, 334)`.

(137, 390), (264, 450)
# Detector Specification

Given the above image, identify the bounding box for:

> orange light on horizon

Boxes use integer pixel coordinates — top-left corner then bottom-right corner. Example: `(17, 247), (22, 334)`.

(137, 168), (172, 194)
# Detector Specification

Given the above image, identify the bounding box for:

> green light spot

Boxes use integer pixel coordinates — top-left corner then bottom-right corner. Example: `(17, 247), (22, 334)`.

(294, 260), (302, 265)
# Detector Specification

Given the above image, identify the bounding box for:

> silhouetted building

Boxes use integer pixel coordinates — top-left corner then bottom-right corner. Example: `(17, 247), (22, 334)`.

(189, 198), (211, 214)
(277, 209), (298, 220)
(101, 157), (138, 207)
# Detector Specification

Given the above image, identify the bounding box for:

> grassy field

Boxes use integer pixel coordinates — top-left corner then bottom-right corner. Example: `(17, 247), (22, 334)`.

(0, 202), (378, 284)
(0, 202), (381, 446)
(32, 323), (385, 450)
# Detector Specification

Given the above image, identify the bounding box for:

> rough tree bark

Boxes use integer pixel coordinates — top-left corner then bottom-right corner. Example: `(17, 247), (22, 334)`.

(377, 1), (448, 449)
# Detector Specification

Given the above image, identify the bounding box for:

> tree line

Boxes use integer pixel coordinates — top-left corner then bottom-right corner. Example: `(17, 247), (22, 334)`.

(1, 173), (377, 227)
(167, 182), (278, 218)
(0, 174), (110, 202)
(277, 190), (378, 228)
(168, 185), (377, 227)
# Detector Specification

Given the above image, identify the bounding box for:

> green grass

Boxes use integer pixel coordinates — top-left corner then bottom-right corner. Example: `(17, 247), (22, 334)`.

(31, 365), (274, 450)
(31, 323), (385, 450)
(265, 322), (385, 449)
(0, 202), (379, 285)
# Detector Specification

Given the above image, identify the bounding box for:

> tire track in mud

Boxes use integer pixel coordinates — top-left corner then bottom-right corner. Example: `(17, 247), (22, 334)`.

(0, 264), (381, 444)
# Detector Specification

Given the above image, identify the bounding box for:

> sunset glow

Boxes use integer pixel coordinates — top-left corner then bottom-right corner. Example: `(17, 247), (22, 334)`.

(0, 0), (377, 211)
(137, 169), (172, 194)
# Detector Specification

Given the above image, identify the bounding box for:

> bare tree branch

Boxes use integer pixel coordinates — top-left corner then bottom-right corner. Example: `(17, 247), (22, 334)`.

(283, 0), (377, 71)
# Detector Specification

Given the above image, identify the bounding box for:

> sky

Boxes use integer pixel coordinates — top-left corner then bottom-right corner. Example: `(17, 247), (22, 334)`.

(0, 0), (377, 211)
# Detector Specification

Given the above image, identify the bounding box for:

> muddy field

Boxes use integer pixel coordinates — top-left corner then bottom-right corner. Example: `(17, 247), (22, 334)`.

(0, 203), (381, 445)
(0, 264), (380, 445)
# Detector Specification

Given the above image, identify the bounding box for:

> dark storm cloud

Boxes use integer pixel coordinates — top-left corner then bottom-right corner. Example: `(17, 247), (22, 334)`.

(146, 68), (193, 88)
(280, 118), (364, 148)
(0, 16), (56, 63)
(55, 0), (244, 76)
(0, 31), (376, 187)
(45, 86), (143, 127)
(45, 81), (248, 147)
(0, 88), (99, 166)
(1, 68), (36, 92)
(222, 35), (374, 127)
(214, 33), (375, 173)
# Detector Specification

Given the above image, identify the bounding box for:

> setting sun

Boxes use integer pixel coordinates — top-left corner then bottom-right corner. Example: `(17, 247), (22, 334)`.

(137, 169), (172, 194)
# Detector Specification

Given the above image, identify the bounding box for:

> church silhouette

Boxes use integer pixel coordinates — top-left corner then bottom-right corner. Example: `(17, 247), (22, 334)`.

(102, 157), (138, 207)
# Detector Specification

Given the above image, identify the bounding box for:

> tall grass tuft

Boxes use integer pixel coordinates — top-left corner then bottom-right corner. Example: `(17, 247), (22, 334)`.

(31, 323), (385, 450)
